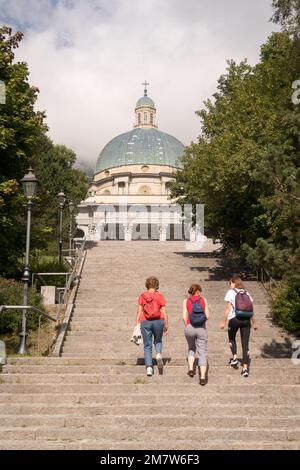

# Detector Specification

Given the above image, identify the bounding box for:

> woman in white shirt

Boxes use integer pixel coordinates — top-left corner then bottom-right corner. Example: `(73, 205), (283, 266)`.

(219, 276), (258, 377)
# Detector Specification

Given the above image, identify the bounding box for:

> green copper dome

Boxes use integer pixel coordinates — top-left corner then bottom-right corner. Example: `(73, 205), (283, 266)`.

(95, 128), (184, 174)
(136, 96), (155, 109)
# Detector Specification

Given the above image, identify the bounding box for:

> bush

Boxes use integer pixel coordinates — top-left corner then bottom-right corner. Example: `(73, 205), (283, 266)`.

(271, 281), (300, 336)
(0, 277), (45, 334)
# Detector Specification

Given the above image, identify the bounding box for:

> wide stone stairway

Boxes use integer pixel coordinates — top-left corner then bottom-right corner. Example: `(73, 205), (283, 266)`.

(0, 240), (299, 450)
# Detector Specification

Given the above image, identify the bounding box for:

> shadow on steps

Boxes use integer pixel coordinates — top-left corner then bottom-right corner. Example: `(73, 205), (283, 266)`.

(174, 251), (256, 281)
(260, 337), (296, 359)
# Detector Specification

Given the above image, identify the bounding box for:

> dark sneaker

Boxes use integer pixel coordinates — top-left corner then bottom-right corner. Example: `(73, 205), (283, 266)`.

(228, 357), (239, 367)
(199, 378), (206, 386)
(241, 368), (249, 378)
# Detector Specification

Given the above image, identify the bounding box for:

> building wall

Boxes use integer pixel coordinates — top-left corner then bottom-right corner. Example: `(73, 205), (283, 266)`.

(90, 164), (176, 199)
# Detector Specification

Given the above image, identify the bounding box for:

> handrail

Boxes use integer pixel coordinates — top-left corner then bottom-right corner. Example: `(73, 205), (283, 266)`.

(32, 272), (70, 287)
(0, 237), (86, 357)
(0, 305), (56, 322)
(56, 238), (86, 323)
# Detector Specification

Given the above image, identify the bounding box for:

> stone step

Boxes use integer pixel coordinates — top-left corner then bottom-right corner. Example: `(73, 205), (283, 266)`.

(1, 373), (299, 385)
(3, 364), (298, 375)
(7, 357), (293, 366)
(74, 299), (268, 305)
(0, 439), (299, 450)
(67, 320), (276, 328)
(0, 392), (296, 405)
(67, 324), (276, 333)
(69, 315), (272, 323)
(0, 403), (299, 417)
(1, 415), (300, 429)
(61, 343), (290, 354)
(60, 352), (293, 360)
(72, 307), (271, 313)
(65, 331), (286, 340)
(0, 425), (298, 442)
(0, 383), (298, 396)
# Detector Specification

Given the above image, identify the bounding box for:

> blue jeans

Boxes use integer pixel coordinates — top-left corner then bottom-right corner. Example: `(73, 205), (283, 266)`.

(141, 319), (164, 367)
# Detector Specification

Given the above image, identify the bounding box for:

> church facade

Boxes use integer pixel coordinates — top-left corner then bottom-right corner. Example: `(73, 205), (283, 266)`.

(76, 83), (189, 241)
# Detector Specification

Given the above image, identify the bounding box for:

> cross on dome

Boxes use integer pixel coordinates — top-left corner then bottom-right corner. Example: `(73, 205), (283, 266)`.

(142, 80), (149, 96)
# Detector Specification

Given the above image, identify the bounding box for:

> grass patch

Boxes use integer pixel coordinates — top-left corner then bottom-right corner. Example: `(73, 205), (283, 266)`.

(0, 317), (58, 357)
(134, 377), (146, 385)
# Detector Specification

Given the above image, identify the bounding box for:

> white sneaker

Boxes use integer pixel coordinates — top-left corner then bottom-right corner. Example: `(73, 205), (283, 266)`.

(146, 367), (153, 377)
(156, 353), (163, 368)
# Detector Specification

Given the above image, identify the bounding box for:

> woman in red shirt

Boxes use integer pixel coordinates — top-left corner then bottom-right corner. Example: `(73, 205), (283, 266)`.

(182, 283), (209, 385)
(136, 276), (168, 377)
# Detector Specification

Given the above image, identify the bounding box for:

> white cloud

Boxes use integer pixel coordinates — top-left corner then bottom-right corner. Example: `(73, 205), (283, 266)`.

(0, 0), (278, 169)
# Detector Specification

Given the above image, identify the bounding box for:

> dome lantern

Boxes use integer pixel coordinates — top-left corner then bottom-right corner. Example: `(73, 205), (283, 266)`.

(134, 81), (157, 129)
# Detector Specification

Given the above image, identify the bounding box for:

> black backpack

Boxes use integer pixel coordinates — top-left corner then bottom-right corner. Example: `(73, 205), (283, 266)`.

(190, 298), (206, 327)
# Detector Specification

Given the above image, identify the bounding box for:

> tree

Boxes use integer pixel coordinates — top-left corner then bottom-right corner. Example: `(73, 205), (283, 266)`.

(0, 26), (46, 276)
(30, 134), (88, 252)
(173, 30), (300, 275)
(272, 0), (300, 37)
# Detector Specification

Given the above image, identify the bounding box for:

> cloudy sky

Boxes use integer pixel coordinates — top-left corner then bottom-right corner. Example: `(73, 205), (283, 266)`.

(0, 0), (278, 170)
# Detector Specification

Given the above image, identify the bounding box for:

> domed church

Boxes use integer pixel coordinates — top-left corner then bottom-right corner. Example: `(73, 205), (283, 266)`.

(76, 82), (186, 241)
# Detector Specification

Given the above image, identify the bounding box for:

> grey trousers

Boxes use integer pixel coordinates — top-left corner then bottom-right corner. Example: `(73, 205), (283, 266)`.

(184, 324), (208, 366)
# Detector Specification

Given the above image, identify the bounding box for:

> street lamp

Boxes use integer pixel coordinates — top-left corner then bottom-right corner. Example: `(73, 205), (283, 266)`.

(18, 168), (38, 354)
(58, 191), (65, 264)
(68, 201), (74, 258)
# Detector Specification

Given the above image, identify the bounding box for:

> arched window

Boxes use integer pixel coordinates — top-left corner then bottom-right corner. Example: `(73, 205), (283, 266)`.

(150, 113), (153, 125)
(144, 112), (148, 124)
(138, 113), (141, 125)
(118, 182), (126, 195)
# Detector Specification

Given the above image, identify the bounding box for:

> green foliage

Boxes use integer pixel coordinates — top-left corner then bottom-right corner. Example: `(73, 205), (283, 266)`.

(272, 0), (300, 37)
(271, 280), (300, 334)
(0, 277), (44, 334)
(29, 134), (88, 253)
(0, 26), (46, 276)
(172, 30), (300, 265)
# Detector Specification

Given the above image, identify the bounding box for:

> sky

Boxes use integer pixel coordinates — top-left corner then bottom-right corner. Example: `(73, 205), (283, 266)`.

(0, 0), (279, 171)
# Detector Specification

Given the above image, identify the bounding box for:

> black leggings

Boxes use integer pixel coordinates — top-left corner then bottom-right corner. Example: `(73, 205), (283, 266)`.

(228, 317), (251, 365)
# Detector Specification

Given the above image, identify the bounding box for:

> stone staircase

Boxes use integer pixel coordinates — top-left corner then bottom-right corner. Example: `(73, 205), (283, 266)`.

(0, 240), (299, 450)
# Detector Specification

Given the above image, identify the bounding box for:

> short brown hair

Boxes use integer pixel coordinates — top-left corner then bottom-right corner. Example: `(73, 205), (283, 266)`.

(230, 276), (245, 289)
(145, 276), (159, 290)
(188, 284), (202, 296)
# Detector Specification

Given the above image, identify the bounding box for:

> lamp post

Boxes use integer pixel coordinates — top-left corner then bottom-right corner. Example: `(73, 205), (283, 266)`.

(18, 168), (38, 355)
(58, 191), (65, 264)
(68, 201), (74, 258)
